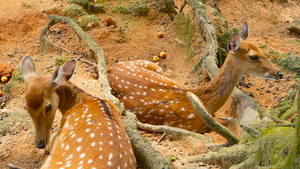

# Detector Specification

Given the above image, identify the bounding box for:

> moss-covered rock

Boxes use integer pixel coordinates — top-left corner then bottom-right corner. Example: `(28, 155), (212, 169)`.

(67, 0), (105, 14)
(68, 0), (88, 6)
(79, 15), (98, 30)
(90, 4), (105, 14)
(276, 53), (300, 77)
(114, 6), (130, 14)
(288, 20), (300, 35)
(62, 4), (88, 19)
(133, 2), (149, 17)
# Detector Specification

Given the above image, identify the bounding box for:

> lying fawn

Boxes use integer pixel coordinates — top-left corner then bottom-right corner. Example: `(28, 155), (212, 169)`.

(107, 22), (283, 133)
(22, 56), (136, 168)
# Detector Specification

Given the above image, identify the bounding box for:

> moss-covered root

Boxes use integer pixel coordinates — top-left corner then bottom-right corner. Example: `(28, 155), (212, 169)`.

(187, 92), (240, 145)
(183, 145), (249, 168)
(184, 0), (219, 76)
(124, 112), (173, 169)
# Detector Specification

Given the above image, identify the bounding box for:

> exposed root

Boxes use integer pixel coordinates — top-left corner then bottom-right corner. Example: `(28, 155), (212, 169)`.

(240, 124), (262, 139)
(186, 92), (240, 145)
(183, 145), (249, 168)
(184, 0), (219, 76)
(124, 112), (173, 169)
(137, 121), (210, 143)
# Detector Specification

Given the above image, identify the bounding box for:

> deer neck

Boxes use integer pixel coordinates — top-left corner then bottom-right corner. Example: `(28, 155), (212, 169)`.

(194, 53), (243, 114)
(56, 82), (87, 115)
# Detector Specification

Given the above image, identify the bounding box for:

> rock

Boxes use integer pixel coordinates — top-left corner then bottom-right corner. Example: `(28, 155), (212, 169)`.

(288, 20), (300, 35)
(0, 63), (14, 79)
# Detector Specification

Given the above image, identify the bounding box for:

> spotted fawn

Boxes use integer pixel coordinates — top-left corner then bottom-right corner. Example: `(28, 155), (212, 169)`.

(107, 22), (283, 133)
(22, 56), (136, 168)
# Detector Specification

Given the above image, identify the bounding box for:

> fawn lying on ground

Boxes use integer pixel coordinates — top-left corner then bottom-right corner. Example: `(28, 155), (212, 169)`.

(22, 56), (136, 168)
(107, 22), (283, 133)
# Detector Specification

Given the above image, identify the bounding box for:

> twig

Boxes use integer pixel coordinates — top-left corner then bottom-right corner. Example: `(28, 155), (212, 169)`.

(186, 92), (240, 145)
(157, 132), (166, 143)
(7, 164), (23, 169)
(178, 0), (187, 13)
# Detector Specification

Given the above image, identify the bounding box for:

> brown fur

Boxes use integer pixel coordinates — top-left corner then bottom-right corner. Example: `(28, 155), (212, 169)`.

(107, 40), (282, 133)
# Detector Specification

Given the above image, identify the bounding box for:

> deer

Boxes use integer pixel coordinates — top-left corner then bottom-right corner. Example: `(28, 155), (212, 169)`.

(22, 56), (136, 169)
(107, 22), (283, 133)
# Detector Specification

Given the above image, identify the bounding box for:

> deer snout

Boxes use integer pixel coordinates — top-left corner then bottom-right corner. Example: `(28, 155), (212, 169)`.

(277, 71), (283, 79)
(35, 140), (46, 149)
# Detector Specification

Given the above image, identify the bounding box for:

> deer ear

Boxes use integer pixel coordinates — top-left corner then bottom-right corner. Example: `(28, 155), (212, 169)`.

(52, 59), (76, 86)
(21, 56), (37, 82)
(227, 33), (240, 52)
(240, 21), (248, 40)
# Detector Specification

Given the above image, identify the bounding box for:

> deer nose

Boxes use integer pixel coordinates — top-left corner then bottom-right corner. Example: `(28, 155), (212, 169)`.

(35, 141), (46, 149)
(277, 71), (283, 79)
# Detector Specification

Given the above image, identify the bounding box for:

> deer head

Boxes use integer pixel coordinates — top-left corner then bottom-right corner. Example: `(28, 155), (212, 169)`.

(22, 56), (76, 149)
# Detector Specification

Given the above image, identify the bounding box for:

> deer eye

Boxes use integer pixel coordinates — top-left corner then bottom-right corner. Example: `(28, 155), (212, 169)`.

(46, 104), (52, 113)
(250, 55), (259, 61)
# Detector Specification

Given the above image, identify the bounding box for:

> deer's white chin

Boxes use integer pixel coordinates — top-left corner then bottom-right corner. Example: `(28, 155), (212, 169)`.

(264, 73), (278, 81)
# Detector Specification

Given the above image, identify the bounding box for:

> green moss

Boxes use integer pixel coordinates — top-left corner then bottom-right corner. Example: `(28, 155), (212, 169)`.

(277, 53), (300, 77)
(68, 0), (89, 6)
(79, 14), (99, 30)
(174, 13), (193, 45)
(54, 55), (68, 66)
(174, 13), (196, 59)
(114, 6), (130, 14)
(12, 67), (24, 83)
(217, 28), (239, 49)
(133, 2), (149, 17)
(62, 4), (88, 19)
(255, 127), (295, 167)
(90, 4), (105, 13)
(2, 68), (24, 96)
(265, 48), (280, 57)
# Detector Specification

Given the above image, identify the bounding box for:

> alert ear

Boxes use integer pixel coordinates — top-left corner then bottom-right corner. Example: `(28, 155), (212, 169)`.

(21, 56), (37, 82)
(240, 21), (248, 40)
(52, 59), (76, 87)
(227, 33), (240, 52)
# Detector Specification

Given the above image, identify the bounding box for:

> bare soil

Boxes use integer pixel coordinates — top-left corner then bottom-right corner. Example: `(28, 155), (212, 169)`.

(0, 0), (299, 168)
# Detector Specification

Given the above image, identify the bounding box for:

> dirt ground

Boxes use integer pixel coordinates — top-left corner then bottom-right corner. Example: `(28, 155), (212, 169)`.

(0, 0), (299, 168)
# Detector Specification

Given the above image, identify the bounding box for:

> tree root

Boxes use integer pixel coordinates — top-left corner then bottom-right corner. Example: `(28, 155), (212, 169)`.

(239, 124), (262, 139)
(186, 92), (240, 145)
(124, 112), (173, 169)
(183, 0), (219, 76)
(183, 145), (249, 168)
(137, 121), (210, 143)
